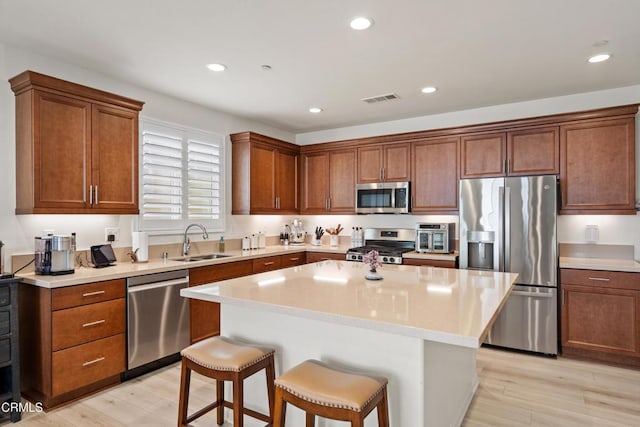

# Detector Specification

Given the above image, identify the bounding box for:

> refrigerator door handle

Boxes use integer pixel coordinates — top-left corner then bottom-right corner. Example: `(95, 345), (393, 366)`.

(504, 186), (511, 272)
(498, 186), (505, 272)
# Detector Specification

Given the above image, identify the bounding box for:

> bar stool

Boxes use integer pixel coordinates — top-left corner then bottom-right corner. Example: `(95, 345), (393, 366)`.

(177, 336), (275, 427)
(273, 359), (390, 427)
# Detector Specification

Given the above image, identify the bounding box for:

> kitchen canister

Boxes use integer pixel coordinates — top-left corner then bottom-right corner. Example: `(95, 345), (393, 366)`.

(132, 231), (149, 262)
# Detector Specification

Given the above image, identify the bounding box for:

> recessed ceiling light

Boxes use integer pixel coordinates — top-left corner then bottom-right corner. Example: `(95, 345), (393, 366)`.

(309, 107), (323, 113)
(421, 86), (438, 94)
(206, 63), (227, 72)
(350, 17), (373, 30)
(588, 53), (611, 63)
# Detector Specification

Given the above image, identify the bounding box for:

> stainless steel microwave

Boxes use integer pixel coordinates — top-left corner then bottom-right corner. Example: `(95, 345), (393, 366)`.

(355, 182), (410, 214)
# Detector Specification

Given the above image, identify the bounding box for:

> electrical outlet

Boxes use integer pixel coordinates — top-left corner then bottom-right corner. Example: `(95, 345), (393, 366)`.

(105, 227), (120, 242)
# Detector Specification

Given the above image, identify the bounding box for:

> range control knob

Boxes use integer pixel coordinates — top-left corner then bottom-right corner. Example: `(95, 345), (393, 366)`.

(388, 257), (395, 263)
(382, 257), (389, 263)
(357, 255), (363, 260)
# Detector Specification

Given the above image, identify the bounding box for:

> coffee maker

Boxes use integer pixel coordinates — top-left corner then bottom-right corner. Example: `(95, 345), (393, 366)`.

(35, 235), (75, 275)
(289, 219), (306, 245)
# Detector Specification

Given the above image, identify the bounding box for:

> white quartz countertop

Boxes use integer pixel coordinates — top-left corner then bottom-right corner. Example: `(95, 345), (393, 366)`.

(560, 256), (640, 273)
(18, 244), (350, 288)
(182, 260), (518, 348)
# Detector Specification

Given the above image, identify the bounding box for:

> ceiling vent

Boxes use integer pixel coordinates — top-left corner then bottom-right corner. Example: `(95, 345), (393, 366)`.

(361, 93), (400, 104)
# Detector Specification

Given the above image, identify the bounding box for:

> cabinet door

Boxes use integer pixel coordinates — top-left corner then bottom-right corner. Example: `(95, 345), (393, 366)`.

(189, 261), (253, 343)
(276, 148), (299, 212)
(357, 146), (383, 183)
(249, 142), (277, 213)
(460, 133), (506, 178)
(560, 118), (635, 214)
(562, 284), (640, 357)
(92, 105), (139, 213)
(507, 126), (559, 176)
(301, 152), (329, 213)
(411, 137), (459, 213)
(329, 149), (356, 213)
(33, 91), (92, 211)
(383, 143), (411, 182)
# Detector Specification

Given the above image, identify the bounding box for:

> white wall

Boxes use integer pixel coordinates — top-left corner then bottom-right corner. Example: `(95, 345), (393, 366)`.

(0, 43), (295, 267)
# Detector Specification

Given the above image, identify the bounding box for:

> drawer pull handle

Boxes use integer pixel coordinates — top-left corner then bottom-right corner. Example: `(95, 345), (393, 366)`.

(82, 290), (106, 297)
(82, 357), (105, 367)
(588, 277), (610, 282)
(264, 262), (275, 266)
(290, 257), (300, 261)
(82, 319), (106, 328)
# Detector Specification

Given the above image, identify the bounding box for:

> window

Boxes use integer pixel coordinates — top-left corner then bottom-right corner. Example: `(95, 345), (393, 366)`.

(139, 118), (225, 233)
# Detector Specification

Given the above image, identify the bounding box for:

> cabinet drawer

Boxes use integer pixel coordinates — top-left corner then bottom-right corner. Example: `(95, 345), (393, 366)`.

(190, 260), (253, 286)
(280, 253), (306, 268)
(252, 256), (282, 273)
(52, 298), (125, 350)
(560, 269), (640, 291)
(306, 252), (346, 263)
(52, 333), (125, 396)
(403, 258), (457, 268)
(0, 287), (9, 306)
(52, 279), (125, 310)
(0, 337), (9, 364)
(0, 311), (9, 336)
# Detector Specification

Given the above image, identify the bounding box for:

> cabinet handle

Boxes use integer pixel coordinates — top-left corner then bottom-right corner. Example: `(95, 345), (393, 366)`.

(89, 185), (93, 205)
(327, 198), (331, 210)
(95, 185), (99, 204)
(289, 257), (300, 261)
(264, 262), (275, 266)
(588, 277), (610, 282)
(82, 319), (106, 328)
(82, 357), (105, 367)
(382, 167), (385, 180)
(321, 257), (331, 261)
(82, 290), (106, 297)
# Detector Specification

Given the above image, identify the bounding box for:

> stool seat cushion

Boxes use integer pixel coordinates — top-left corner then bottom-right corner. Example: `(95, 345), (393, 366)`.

(275, 360), (388, 412)
(181, 336), (274, 372)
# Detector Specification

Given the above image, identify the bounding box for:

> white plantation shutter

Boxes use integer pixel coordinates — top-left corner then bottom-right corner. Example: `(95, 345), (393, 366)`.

(139, 119), (225, 233)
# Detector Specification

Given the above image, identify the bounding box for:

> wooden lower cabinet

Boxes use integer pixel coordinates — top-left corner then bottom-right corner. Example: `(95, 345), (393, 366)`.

(560, 268), (640, 367)
(189, 260), (253, 343)
(306, 252), (346, 263)
(280, 252), (307, 268)
(252, 255), (283, 273)
(402, 258), (457, 268)
(19, 279), (126, 409)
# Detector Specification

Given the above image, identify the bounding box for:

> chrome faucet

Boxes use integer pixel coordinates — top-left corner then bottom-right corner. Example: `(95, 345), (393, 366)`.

(183, 223), (209, 256)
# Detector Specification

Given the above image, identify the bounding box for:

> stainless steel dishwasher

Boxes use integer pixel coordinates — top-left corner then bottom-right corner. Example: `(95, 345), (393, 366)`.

(126, 269), (190, 372)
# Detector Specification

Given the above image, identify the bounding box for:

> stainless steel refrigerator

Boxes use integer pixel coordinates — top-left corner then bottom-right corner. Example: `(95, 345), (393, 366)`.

(459, 175), (557, 355)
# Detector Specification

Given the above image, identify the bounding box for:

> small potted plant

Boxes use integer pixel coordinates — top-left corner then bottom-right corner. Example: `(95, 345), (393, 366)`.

(363, 250), (383, 280)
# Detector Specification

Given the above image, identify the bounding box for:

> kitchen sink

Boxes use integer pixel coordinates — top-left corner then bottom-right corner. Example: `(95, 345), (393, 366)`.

(172, 253), (231, 262)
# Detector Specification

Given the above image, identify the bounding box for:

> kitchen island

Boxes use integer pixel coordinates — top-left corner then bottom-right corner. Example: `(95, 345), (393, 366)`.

(181, 260), (518, 426)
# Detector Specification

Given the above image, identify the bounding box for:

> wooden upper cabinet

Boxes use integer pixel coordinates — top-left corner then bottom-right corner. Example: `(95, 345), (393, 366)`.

(460, 132), (506, 178)
(301, 151), (329, 213)
(301, 148), (356, 214)
(357, 143), (410, 183)
(9, 70), (144, 214)
(411, 137), (459, 213)
(231, 132), (299, 215)
(461, 127), (559, 179)
(560, 118), (635, 214)
(92, 104), (139, 211)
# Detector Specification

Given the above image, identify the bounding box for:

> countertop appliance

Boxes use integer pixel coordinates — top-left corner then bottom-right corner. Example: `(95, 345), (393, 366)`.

(289, 219), (306, 245)
(459, 175), (557, 355)
(355, 182), (410, 214)
(126, 269), (190, 376)
(346, 228), (416, 265)
(34, 235), (75, 275)
(416, 223), (455, 254)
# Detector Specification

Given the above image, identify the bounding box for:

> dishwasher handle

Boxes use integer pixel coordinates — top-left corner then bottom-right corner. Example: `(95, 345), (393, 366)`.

(128, 277), (189, 293)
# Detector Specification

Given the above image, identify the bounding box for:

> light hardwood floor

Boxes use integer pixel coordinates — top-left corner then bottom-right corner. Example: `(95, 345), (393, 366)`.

(11, 347), (640, 426)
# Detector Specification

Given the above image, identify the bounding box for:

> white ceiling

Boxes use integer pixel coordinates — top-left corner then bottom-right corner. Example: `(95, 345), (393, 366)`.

(1, 0), (639, 133)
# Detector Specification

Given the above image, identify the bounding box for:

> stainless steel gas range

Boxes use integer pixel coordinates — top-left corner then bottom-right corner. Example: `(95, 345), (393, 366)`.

(345, 228), (416, 265)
